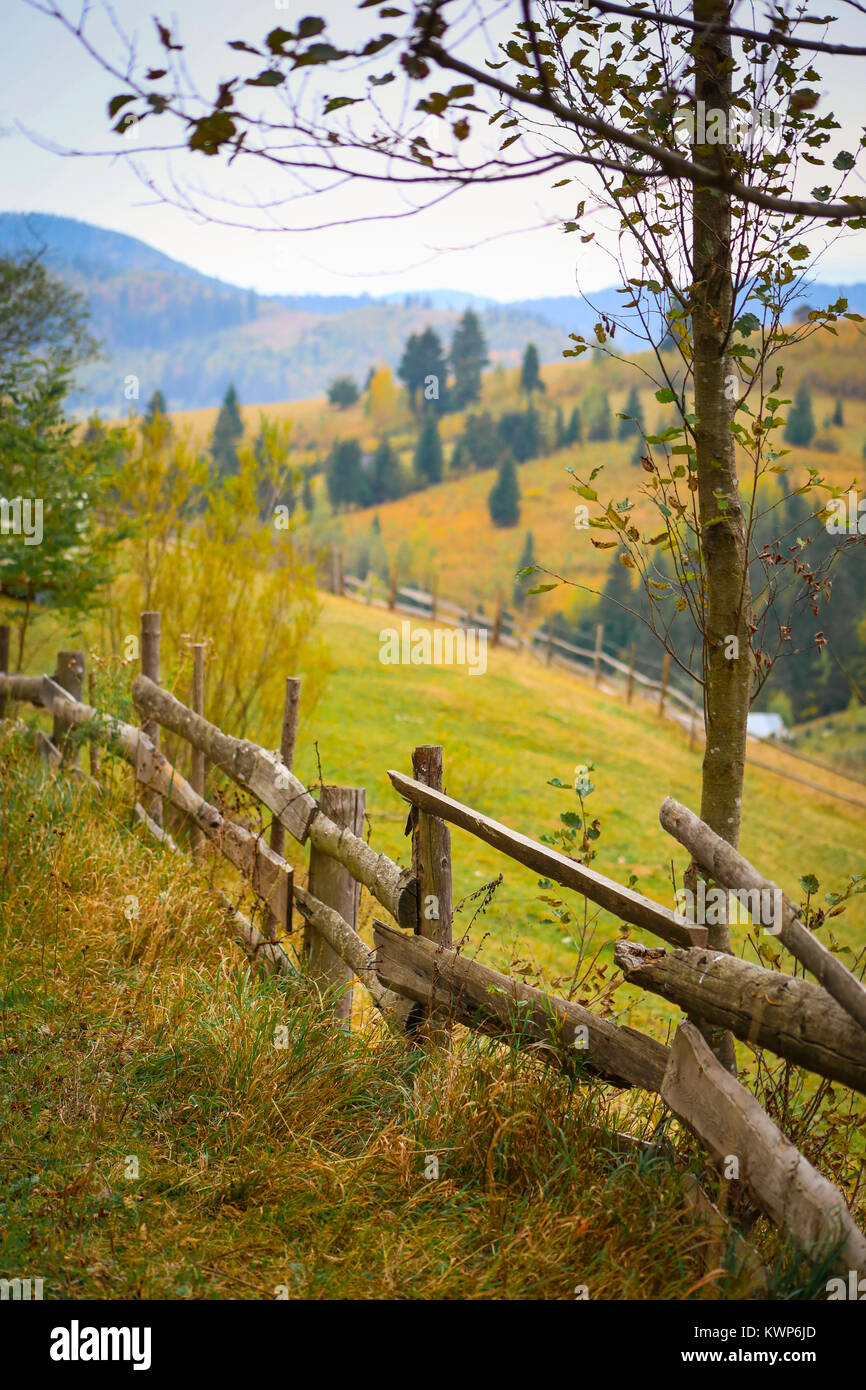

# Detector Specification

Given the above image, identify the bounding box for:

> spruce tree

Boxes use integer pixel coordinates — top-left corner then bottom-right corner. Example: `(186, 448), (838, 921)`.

(398, 327), (448, 411)
(210, 383), (244, 476)
(832, 397), (844, 427)
(370, 438), (405, 503)
(565, 405), (582, 445)
(414, 410), (443, 484)
(325, 439), (368, 509)
(449, 309), (488, 409)
(488, 454), (520, 527)
(583, 385), (612, 441)
(617, 385), (644, 440)
(520, 342), (544, 396)
(784, 382), (815, 445)
(145, 389), (169, 422)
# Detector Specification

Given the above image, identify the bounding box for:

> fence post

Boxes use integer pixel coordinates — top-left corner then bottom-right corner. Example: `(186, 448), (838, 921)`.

(594, 623), (604, 687)
(410, 744), (453, 1043)
(53, 649), (85, 766)
(388, 566), (397, 611)
(88, 672), (100, 780)
(658, 651), (671, 718)
(306, 785), (365, 1021)
(0, 624), (8, 720)
(190, 644), (207, 853)
(430, 576), (438, 622)
(267, 676), (301, 941)
(626, 643), (635, 705)
(492, 590), (503, 648)
(546, 615), (554, 666)
(140, 612), (162, 824)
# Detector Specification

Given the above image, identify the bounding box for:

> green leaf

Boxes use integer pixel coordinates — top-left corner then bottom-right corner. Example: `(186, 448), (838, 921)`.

(800, 873), (820, 895)
(788, 243), (810, 260)
(298, 16), (327, 37)
(247, 69), (285, 87)
(108, 94), (136, 118)
(323, 95), (359, 112)
(526, 583), (557, 595)
(655, 387), (677, 404)
(833, 150), (855, 171)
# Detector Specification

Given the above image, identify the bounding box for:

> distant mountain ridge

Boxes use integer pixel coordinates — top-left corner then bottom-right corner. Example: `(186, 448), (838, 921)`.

(3, 212), (863, 414)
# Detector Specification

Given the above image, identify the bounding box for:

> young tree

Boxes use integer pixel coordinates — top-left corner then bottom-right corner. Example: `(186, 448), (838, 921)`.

(0, 251), (99, 370)
(413, 409), (443, 485)
(784, 382), (816, 446)
(488, 454), (520, 527)
(565, 406), (582, 446)
(583, 386), (612, 442)
(369, 438), (405, 504)
(617, 386), (645, 441)
(398, 327), (448, 411)
(449, 309), (488, 409)
(325, 438), (368, 509)
(0, 360), (127, 668)
(459, 411), (503, 472)
(832, 397), (844, 428)
(145, 388), (169, 422)
(520, 342), (544, 396)
(327, 375), (360, 409)
(210, 383), (244, 477)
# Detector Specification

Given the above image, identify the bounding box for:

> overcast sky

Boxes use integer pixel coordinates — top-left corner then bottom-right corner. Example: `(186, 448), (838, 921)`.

(4, 0), (866, 299)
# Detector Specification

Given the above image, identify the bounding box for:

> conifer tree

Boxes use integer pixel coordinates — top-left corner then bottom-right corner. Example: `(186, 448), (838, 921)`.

(488, 453), (520, 527)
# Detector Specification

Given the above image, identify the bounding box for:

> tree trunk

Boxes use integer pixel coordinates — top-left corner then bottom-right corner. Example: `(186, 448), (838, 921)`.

(693, 0), (752, 866)
(691, 0), (751, 1072)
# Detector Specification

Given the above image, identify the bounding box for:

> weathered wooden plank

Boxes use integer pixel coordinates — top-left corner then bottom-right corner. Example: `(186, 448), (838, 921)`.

(387, 770), (706, 949)
(133, 676), (418, 929)
(307, 786), (364, 1021)
(659, 796), (866, 1034)
(615, 940), (866, 1097)
(372, 920), (670, 1091)
(132, 674), (318, 843)
(295, 887), (401, 1022)
(662, 1022), (866, 1278)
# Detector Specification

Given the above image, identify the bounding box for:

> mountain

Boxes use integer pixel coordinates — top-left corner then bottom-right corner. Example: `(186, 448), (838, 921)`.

(3, 212), (864, 414)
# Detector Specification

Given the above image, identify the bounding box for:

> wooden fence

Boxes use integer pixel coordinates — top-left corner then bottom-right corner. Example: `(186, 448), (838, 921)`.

(3, 612), (866, 1289)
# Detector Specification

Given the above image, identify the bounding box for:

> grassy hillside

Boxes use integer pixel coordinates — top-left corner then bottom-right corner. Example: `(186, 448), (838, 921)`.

(2, 595), (863, 1299)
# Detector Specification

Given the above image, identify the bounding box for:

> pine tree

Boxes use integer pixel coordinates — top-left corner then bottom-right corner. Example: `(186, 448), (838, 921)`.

(370, 438), (405, 503)
(210, 383), (244, 476)
(414, 410), (443, 484)
(513, 530), (536, 605)
(398, 327), (448, 411)
(832, 397), (844, 427)
(583, 385), (612, 442)
(565, 405), (582, 445)
(617, 385), (644, 440)
(325, 438), (368, 509)
(784, 382), (815, 445)
(145, 389), (169, 422)
(488, 454), (520, 527)
(554, 403), (565, 448)
(327, 376), (360, 409)
(520, 342), (544, 396)
(449, 309), (488, 409)
(597, 554), (637, 653)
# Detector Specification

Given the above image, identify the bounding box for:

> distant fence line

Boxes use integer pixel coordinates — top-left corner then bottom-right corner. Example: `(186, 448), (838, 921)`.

(322, 552), (866, 810)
